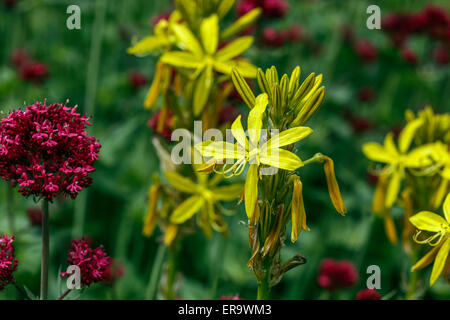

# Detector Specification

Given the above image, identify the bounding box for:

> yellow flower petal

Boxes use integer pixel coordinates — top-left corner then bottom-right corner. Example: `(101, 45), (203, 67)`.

(164, 224), (178, 245)
(127, 36), (169, 55)
(213, 184), (244, 201)
(444, 193), (450, 223)
(231, 68), (256, 109)
(221, 8), (262, 40)
(291, 177), (307, 242)
(260, 148), (303, 171)
(231, 115), (249, 150)
(384, 209), (398, 244)
(430, 237), (450, 286)
(160, 51), (204, 69)
(197, 141), (244, 160)
(215, 36), (254, 61)
(384, 132), (398, 156)
(164, 171), (197, 194)
(385, 168), (402, 208)
(362, 143), (393, 163)
(143, 185), (159, 237)
(200, 14), (219, 55)
(409, 211), (448, 232)
(193, 65), (213, 116)
(247, 93), (268, 147)
(144, 61), (165, 109)
(263, 126), (313, 150)
(398, 119), (423, 153)
(323, 156), (346, 215)
(172, 23), (203, 56)
(411, 243), (441, 272)
(170, 195), (205, 224)
(244, 164), (259, 219)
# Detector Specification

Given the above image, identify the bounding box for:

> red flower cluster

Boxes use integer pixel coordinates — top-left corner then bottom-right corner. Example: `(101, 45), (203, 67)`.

(0, 234), (18, 290)
(129, 70), (148, 89)
(60, 238), (111, 286)
(148, 109), (173, 141)
(260, 25), (305, 47)
(26, 207), (43, 226)
(383, 5), (450, 65)
(10, 49), (48, 84)
(353, 40), (378, 63)
(237, 0), (288, 18)
(102, 259), (125, 285)
(2, 0), (16, 8)
(151, 12), (171, 27)
(318, 259), (359, 291)
(0, 102), (101, 201)
(356, 289), (382, 300)
(218, 105), (240, 125)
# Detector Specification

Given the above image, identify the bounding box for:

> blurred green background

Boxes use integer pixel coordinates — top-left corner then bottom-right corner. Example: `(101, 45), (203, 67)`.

(0, 0), (449, 300)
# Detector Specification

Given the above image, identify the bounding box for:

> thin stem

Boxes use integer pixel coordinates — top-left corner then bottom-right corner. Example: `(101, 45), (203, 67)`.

(257, 260), (271, 300)
(40, 200), (50, 300)
(146, 243), (167, 300)
(165, 245), (178, 300)
(57, 288), (71, 300)
(406, 249), (419, 300)
(12, 280), (29, 300)
(6, 184), (15, 233)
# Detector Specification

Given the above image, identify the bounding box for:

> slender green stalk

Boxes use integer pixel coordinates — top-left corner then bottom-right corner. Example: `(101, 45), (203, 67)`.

(72, 0), (107, 238)
(406, 249), (419, 300)
(6, 184), (15, 233)
(257, 260), (271, 300)
(165, 246), (178, 300)
(40, 200), (50, 300)
(146, 243), (167, 300)
(57, 288), (71, 300)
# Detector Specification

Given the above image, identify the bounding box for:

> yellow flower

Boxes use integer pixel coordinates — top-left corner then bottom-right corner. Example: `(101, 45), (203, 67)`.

(127, 11), (182, 55)
(160, 14), (257, 115)
(429, 142), (450, 209)
(410, 193), (450, 286)
(164, 169), (242, 236)
(196, 93), (313, 219)
(363, 119), (432, 208)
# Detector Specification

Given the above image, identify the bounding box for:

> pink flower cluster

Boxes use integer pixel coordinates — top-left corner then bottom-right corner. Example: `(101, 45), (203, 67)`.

(237, 0), (288, 18)
(383, 5), (449, 65)
(0, 101), (101, 201)
(60, 238), (111, 286)
(318, 259), (359, 292)
(10, 49), (49, 84)
(356, 288), (382, 300)
(0, 234), (18, 290)
(260, 25), (305, 48)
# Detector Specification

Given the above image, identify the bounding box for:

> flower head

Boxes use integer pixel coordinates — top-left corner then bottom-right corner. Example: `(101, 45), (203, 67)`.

(60, 238), (111, 286)
(196, 93), (312, 218)
(363, 119), (433, 208)
(318, 259), (359, 291)
(26, 207), (43, 226)
(0, 234), (18, 290)
(356, 289), (382, 300)
(20, 61), (48, 84)
(410, 193), (450, 286)
(0, 101), (101, 201)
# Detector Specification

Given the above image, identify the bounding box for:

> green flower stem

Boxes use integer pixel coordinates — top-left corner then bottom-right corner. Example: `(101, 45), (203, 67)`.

(406, 249), (419, 300)
(40, 200), (50, 300)
(6, 184), (15, 233)
(257, 260), (271, 300)
(165, 246), (178, 300)
(57, 288), (72, 300)
(146, 243), (167, 300)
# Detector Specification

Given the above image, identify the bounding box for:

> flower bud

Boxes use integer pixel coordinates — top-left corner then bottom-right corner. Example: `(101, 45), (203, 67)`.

(143, 184), (160, 237)
(322, 156), (346, 215)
